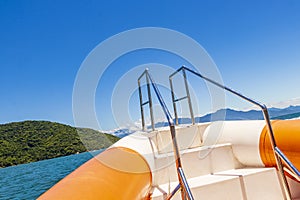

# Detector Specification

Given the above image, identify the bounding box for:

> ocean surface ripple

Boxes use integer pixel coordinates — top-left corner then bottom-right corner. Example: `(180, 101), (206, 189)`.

(0, 150), (103, 200)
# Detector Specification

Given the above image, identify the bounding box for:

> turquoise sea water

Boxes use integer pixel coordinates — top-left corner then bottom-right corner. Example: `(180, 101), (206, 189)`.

(0, 150), (103, 200)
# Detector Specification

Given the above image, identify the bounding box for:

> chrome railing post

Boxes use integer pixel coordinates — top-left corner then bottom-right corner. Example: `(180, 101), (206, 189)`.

(146, 70), (155, 131)
(138, 69), (156, 131)
(170, 124), (189, 200)
(169, 67), (195, 126)
(138, 69), (194, 200)
(182, 68), (195, 125)
(261, 107), (292, 200)
(138, 79), (146, 131)
(169, 76), (179, 125)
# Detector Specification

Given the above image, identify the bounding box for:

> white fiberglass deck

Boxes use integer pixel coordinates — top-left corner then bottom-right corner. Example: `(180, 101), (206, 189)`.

(112, 121), (300, 199)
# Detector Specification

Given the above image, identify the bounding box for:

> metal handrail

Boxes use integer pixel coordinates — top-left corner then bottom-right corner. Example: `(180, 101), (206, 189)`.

(138, 69), (194, 200)
(169, 65), (298, 200)
(138, 70), (155, 131)
(169, 67), (195, 125)
(275, 147), (300, 178)
(178, 167), (194, 199)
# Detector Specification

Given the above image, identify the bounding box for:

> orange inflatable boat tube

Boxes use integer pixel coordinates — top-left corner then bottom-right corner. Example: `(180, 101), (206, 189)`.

(38, 147), (152, 200)
(260, 120), (300, 175)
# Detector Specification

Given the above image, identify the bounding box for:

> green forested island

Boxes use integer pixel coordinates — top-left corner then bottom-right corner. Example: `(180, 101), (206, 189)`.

(0, 120), (119, 167)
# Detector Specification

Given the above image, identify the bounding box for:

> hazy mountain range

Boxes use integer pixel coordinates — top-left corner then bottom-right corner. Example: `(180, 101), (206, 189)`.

(110, 105), (300, 138)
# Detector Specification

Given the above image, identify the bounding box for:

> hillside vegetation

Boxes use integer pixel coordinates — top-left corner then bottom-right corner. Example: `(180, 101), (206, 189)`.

(0, 121), (119, 167)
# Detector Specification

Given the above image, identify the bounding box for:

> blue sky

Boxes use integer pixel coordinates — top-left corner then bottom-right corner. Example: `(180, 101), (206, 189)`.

(1, 0), (300, 130)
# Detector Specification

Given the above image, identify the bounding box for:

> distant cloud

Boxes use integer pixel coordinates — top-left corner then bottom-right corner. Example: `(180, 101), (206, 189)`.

(268, 97), (300, 108)
(243, 97), (300, 111)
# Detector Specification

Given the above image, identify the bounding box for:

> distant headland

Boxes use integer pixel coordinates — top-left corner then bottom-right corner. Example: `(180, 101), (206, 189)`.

(0, 120), (119, 168)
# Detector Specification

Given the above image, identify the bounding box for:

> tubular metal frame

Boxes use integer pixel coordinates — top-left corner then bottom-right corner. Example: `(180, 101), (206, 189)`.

(138, 69), (194, 200)
(169, 68), (195, 125)
(168, 66), (300, 200)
